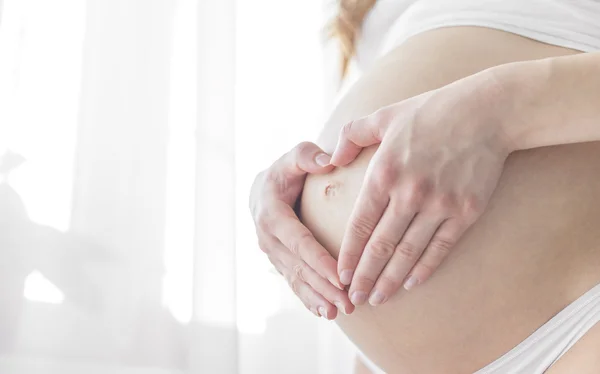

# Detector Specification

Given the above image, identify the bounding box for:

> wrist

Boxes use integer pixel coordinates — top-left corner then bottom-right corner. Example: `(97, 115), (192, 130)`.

(484, 59), (551, 152)
(453, 65), (520, 155)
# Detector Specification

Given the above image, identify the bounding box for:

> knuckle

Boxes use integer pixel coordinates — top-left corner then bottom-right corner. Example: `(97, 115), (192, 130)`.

(435, 192), (457, 213)
(292, 263), (307, 282)
(367, 237), (397, 260)
(402, 180), (428, 209)
(428, 236), (455, 257)
(411, 176), (430, 192)
(288, 276), (302, 296)
(349, 216), (374, 239)
(414, 261), (436, 278)
(395, 241), (420, 261)
(377, 274), (403, 292)
(371, 162), (397, 189)
(353, 275), (377, 290)
(294, 141), (315, 160)
(289, 230), (313, 256)
(462, 195), (484, 221)
(265, 168), (283, 186)
(371, 107), (388, 124)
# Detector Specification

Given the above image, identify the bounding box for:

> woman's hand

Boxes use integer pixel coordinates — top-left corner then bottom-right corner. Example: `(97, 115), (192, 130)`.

(250, 142), (355, 319)
(330, 75), (514, 306)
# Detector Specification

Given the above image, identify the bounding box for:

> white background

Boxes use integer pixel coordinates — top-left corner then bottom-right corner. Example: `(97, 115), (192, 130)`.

(0, 0), (356, 373)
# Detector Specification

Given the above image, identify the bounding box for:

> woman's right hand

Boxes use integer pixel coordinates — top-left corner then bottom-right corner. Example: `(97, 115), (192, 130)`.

(249, 142), (355, 319)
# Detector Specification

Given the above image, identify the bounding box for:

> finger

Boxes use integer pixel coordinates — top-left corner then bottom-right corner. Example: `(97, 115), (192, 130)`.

(404, 218), (466, 286)
(347, 202), (416, 306)
(368, 214), (444, 305)
(330, 109), (391, 167)
(290, 276), (336, 318)
(271, 206), (344, 290)
(275, 242), (355, 317)
(275, 141), (335, 177)
(301, 264), (355, 317)
(268, 251), (332, 318)
(337, 180), (390, 287)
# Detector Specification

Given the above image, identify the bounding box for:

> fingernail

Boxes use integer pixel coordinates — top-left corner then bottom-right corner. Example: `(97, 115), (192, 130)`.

(311, 308), (319, 317)
(340, 269), (354, 285)
(334, 301), (347, 315)
(328, 277), (345, 290)
(318, 306), (328, 319)
(350, 291), (367, 306)
(403, 276), (419, 291)
(369, 290), (386, 306)
(315, 153), (331, 167)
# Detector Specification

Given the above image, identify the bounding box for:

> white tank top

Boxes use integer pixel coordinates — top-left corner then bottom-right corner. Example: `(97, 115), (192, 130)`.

(354, 0), (600, 72)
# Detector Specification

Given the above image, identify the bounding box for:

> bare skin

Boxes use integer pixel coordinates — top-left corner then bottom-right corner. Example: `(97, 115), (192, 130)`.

(300, 27), (600, 373)
(355, 356), (375, 374)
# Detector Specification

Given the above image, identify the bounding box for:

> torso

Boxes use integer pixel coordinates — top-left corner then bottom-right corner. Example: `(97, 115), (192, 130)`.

(300, 26), (600, 373)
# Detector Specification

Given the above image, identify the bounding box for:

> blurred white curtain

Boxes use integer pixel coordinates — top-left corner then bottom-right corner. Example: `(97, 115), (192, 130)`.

(234, 1), (357, 374)
(202, 0), (358, 372)
(0, 0), (357, 372)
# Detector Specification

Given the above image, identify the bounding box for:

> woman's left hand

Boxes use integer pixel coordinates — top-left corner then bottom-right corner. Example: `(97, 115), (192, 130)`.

(330, 74), (514, 306)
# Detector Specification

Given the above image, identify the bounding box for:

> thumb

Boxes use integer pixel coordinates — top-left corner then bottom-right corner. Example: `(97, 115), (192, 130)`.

(330, 112), (389, 167)
(278, 141), (335, 177)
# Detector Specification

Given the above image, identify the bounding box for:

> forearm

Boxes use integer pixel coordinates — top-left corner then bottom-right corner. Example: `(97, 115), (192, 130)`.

(490, 51), (600, 151)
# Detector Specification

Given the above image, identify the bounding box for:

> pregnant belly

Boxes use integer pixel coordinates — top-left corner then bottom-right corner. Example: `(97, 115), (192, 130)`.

(300, 27), (600, 373)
